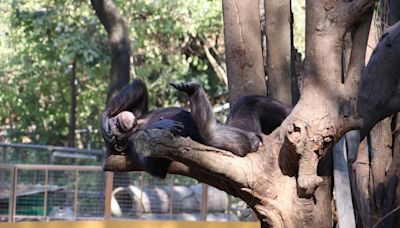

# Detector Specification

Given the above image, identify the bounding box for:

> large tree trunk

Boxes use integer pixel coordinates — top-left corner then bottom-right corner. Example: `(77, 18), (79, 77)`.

(222, 0), (267, 106)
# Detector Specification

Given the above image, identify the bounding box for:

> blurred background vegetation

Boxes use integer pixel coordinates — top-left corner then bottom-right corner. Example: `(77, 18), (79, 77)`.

(0, 0), (304, 150)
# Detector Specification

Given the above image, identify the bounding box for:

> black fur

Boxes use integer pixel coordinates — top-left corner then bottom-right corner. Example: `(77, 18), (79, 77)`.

(227, 95), (292, 135)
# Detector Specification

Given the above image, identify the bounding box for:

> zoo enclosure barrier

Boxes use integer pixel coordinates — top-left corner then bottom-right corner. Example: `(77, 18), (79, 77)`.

(0, 144), (253, 223)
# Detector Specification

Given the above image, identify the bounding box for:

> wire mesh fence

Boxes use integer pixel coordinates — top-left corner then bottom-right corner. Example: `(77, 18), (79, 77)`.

(0, 164), (105, 222)
(0, 144), (254, 223)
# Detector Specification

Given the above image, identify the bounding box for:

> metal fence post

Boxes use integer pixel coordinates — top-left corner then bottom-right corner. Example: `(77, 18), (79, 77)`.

(0, 147), (6, 183)
(43, 169), (48, 221)
(200, 184), (208, 221)
(9, 166), (17, 222)
(73, 170), (79, 219)
(168, 175), (174, 219)
(104, 171), (113, 220)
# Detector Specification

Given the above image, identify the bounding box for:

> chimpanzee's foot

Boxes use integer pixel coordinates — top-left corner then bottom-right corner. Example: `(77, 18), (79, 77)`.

(170, 82), (200, 96)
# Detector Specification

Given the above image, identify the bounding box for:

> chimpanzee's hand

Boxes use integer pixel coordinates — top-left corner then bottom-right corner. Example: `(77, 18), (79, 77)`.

(147, 119), (184, 136)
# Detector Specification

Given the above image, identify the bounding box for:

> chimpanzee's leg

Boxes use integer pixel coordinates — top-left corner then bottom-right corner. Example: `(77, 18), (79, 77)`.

(171, 82), (260, 156)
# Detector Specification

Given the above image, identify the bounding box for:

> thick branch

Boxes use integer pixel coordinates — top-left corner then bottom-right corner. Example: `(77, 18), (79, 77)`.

(358, 21), (400, 138)
(284, 0), (375, 196)
(304, 0), (375, 88)
(133, 129), (250, 186)
(102, 152), (238, 196)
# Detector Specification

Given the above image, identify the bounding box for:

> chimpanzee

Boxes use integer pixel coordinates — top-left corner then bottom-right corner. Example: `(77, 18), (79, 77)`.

(101, 79), (201, 178)
(171, 82), (292, 156)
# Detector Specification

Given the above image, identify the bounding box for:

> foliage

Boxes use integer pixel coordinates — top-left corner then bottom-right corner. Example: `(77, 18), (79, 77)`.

(0, 0), (226, 147)
(117, 0), (226, 107)
(0, 0), (110, 146)
(292, 0), (305, 56)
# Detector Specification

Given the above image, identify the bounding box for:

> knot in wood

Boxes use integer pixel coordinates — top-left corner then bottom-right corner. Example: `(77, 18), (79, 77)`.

(286, 120), (308, 147)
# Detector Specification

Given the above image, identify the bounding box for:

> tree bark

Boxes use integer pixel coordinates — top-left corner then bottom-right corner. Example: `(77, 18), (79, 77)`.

(352, 137), (371, 226)
(222, 0), (267, 106)
(392, 114), (400, 226)
(264, 0), (293, 106)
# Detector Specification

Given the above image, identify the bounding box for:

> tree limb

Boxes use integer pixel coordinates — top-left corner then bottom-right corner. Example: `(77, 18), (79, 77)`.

(133, 129), (250, 186)
(202, 44), (227, 85)
(265, 0), (293, 106)
(102, 151), (239, 196)
(102, 128), (255, 195)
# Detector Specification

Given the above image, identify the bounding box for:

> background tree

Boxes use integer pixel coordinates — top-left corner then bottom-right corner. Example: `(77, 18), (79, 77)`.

(104, 0), (400, 227)
(0, 0), (110, 147)
(0, 0), (226, 148)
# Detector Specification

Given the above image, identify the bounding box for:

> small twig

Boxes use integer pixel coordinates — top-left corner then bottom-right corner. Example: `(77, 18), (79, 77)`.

(372, 206), (400, 228)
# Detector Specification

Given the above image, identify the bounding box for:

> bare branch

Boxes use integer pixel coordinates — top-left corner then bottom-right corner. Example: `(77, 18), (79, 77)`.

(102, 128), (254, 193)
(304, 1), (375, 88)
(202, 44), (227, 85)
(265, 0), (293, 106)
